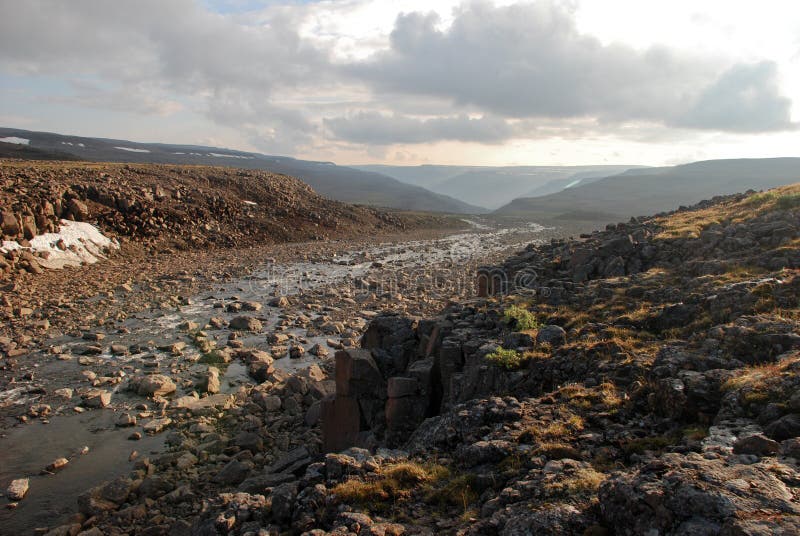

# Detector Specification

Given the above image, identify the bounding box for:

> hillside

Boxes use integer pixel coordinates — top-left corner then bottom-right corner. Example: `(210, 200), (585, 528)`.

(0, 128), (483, 214)
(312, 184), (800, 534)
(0, 159), (456, 279)
(355, 164), (641, 209)
(496, 157), (800, 226)
(21, 182), (799, 535)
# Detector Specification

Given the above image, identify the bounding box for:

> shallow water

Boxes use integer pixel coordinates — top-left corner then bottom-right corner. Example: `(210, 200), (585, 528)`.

(0, 411), (166, 534)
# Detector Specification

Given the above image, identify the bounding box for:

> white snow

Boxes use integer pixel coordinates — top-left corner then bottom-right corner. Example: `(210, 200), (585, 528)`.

(209, 152), (253, 159)
(113, 146), (151, 153)
(0, 136), (30, 145)
(242, 200), (258, 206)
(563, 179), (583, 189)
(1, 220), (119, 269)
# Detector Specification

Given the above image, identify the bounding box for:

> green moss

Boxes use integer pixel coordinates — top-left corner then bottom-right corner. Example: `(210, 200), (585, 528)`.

(199, 350), (229, 372)
(620, 435), (674, 457)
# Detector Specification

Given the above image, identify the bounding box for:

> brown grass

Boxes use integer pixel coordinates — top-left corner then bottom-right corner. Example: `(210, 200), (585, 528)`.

(655, 183), (800, 239)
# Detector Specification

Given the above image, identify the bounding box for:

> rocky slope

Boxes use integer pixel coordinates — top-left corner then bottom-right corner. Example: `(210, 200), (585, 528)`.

(11, 184), (800, 535)
(0, 159), (453, 279)
(0, 128), (484, 214)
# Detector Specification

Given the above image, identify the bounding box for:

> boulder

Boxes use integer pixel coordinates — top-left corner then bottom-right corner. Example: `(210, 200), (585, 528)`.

(199, 367), (221, 394)
(765, 414), (800, 441)
(733, 433), (780, 456)
(135, 374), (176, 397)
(6, 478), (29, 500)
(537, 325), (567, 346)
(229, 316), (263, 332)
(599, 453), (800, 535)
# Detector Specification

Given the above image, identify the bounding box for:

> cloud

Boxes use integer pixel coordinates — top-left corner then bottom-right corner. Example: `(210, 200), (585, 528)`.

(673, 62), (795, 132)
(347, 1), (795, 134)
(324, 112), (514, 144)
(0, 0), (327, 152)
(0, 0), (795, 154)
(47, 83), (184, 116)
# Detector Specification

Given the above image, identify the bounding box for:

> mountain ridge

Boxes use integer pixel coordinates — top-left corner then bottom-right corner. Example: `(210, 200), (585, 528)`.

(0, 127), (485, 215)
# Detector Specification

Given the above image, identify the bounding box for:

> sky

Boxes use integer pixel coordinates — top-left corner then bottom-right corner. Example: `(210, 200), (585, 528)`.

(0, 0), (799, 166)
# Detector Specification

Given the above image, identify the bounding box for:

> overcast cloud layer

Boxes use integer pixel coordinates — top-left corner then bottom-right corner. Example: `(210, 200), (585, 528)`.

(0, 0), (797, 161)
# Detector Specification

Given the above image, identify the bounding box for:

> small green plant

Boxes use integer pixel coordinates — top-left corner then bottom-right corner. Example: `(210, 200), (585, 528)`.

(776, 193), (800, 210)
(503, 304), (540, 331)
(485, 347), (524, 370)
(744, 191), (777, 206)
(199, 350), (229, 372)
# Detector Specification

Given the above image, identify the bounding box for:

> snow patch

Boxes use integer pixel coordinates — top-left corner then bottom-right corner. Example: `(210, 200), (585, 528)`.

(209, 152), (253, 159)
(242, 200), (258, 206)
(0, 136), (30, 145)
(114, 146), (151, 153)
(1, 220), (119, 269)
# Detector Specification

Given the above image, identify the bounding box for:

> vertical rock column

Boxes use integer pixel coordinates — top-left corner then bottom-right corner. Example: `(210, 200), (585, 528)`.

(321, 349), (386, 453)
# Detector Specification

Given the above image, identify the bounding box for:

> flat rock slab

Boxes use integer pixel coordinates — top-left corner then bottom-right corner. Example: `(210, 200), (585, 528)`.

(171, 394), (235, 410)
(7, 478), (29, 500)
(142, 417), (172, 435)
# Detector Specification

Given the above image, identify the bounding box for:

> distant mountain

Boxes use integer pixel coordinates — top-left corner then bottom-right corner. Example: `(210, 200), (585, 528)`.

(0, 128), (484, 214)
(354, 164), (641, 209)
(495, 158), (800, 226)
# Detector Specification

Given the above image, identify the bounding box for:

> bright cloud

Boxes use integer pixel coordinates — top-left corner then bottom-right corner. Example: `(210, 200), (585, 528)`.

(0, 0), (798, 165)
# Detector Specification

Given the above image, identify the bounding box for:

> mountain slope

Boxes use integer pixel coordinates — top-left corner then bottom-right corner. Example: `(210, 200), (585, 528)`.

(495, 157), (800, 225)
(0, 128), (484, 214)
(355, 164), (641, 209)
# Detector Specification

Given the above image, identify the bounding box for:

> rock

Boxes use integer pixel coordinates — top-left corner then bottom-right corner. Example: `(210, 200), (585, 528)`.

(308, 343), (329, 357)
(335, 349), (385, 398)
(765, 414), (800, 441)
(46, 458), (69, 472)
(157, 341), (186, 355)
(269, 296), (290, 308)
(268, 333), (289, 345)
(179, 321), (199, 331)
(229, 316), (263, 332)
(536, 325), (567, 346)
(234, 431), (263, 453)
(142, 417), (172, 434)
(53, 388), (73, 399)
(68, 198), (90, 220)
(599, 453), (800, 536)
(240, 301), (262, 312)
(82, 389), (112, 408)
(733, 433), (780, 456)
(1, 210), (19, 237)
(199, 366), (221, 394)
(387, 377), (419, 398)
(780, 438), (800, 458)
(248, 361), (274, 383)
(270, 482), (298, 523)
(6, 478), (29, 500)
(135, 374), (177, 397)
(212, 459), (253, 486)
(267, 446), (311, 474)
(116, 413), (137, 427)
(209, 317), (227, 329)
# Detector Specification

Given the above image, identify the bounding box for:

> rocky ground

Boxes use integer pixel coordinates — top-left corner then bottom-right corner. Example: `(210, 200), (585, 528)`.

(2, 166), (798, 535)
(0, 159), (554, 535)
